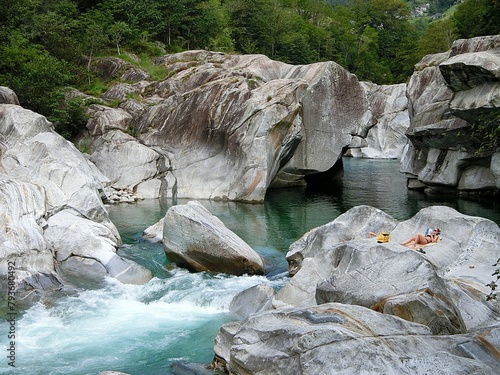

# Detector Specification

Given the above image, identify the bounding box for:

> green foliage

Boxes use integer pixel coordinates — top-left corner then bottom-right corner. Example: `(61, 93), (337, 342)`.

(0, 32), (74, 115)
(76, 137), (93, 154)
(486, 258), (500, 301)
(80, 77), (109, 97)
(453, 0), (500, 38)
(51, 97), (89, 140)
(417, 18), (458, 56)
(469, 112), (500, 155)
(137, 55), (170, 81)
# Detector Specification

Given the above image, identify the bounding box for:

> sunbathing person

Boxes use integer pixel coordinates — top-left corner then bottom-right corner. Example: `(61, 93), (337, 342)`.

(401, 228), (440, 250)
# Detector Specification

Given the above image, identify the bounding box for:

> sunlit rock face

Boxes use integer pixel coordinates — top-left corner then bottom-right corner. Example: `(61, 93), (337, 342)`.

(0, 104), (152, 305)
(403, 35), (500, 194)
(347, 82), (410, 159)
(162, 201), (265, 276)
(214, 205), (500, 375)
(86, 51), (388, 202)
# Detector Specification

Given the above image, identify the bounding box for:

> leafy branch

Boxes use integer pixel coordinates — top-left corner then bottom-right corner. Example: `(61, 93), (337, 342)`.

(469, 112), (500, 155)
(486, 257), (500, 301)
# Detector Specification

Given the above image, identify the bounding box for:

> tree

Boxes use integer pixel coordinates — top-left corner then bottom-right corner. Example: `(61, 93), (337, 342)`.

(78, 9), (112, 83)
(225, 0), (277, 55)
(0, 32), (73, 116)
(417, 18), (458, 57)
(110, 21), (131, 55)
(30, 0), (83, 63)
(453, 0), (500, 38)
(327, 0), (419, 83)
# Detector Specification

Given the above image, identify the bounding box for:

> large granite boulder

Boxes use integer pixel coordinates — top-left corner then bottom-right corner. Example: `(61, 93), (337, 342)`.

(403, 35), (500, 194)
(276, 206), (500, 331)
(313, 241), (466, 335)
(89, 130), (161, 190)
(216, 206), (500, 374)
(286, 205), (399, 276)
(162, 201), (265, 275)
(84, 51), (410, 201)
(0, 103), (152, 302)
(213, 303), (498, 375)
(348, 83), (410, 158)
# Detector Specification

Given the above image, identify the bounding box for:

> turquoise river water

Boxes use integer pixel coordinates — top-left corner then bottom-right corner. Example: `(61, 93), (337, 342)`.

(1, 158), (499, 375)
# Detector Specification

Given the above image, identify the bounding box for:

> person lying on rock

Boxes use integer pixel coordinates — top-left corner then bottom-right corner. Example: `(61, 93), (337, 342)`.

(400, 228), (440, 251)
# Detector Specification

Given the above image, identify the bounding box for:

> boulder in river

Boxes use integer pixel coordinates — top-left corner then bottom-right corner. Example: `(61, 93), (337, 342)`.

(286, 205), (399, 276)
(163, 201), (265, 275)
(213, 303), (498, 375)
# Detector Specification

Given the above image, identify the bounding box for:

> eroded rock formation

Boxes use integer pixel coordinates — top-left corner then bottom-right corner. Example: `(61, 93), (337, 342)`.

(402, 35), (500, 194)
(0, 104), (152, 304)
(215, 205), (500, 374)
(162, 201), (265, 275)
(81, 51), (410, 202)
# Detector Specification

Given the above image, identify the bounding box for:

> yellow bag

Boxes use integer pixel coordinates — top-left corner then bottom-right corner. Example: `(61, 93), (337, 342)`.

(377, 232), (390, 243)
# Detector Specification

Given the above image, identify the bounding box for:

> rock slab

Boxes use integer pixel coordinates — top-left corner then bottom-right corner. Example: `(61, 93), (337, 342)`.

(163, 201), (265, 275)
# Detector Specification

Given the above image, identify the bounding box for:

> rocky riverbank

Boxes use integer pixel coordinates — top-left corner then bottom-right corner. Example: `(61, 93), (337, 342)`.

(213, 205), (500, 374)
(402, 35), (500, 195)
(0, 98), (152, 306)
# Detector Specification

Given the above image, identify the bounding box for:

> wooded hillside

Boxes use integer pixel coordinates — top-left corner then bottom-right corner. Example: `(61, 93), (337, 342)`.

(0, 0), (498, 137)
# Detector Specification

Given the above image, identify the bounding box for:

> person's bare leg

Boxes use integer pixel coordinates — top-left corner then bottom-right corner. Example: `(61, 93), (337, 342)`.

(401, 235), (417, 247)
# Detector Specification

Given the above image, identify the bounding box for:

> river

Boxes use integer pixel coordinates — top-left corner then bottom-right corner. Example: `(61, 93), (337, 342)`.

(1, 158), (499, 375)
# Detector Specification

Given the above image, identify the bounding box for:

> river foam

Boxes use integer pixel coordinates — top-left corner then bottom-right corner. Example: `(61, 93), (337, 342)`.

(2, 270), (286, 375)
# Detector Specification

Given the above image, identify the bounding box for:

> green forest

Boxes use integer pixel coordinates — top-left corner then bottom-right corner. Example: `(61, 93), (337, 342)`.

(0, 0), (499, 138)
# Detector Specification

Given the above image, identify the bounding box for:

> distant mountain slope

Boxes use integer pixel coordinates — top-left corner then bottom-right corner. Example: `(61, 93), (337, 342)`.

(405, 0), (458, 18)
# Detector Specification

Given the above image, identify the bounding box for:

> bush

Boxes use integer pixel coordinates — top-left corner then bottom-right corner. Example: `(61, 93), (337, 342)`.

(51, 97), (89, 140)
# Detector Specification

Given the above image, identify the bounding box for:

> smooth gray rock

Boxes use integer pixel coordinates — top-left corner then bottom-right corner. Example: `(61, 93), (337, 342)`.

(121, 67), (149, 82)
(0, 86), (20, 105)
(45, 210), (152, 285)
(0, 175), (63, 300)
(86, 105), (133, 137)
(215, 303), (496, 375)
(349, 83), (410, 159)
(142, 217), (164, 243)
(216, 206), (500, 374)
(163, 201), (265, 275)
(391, 206), (500, 331)
(313, 241), (465, 335)
(88, 51), (391, 201)
(138, 72), (306, 201)
(439, 50), (500, 92)
(286, 205), (399, 276)
(90, 130), (160, 190)
(0, 103), (152, 300)
(94, 57), (130, 80)
(102, 81), (150, 101)
(403, 36), (500, 195)
(229, 283), (275, 318)
(276, 206), (500, 331)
